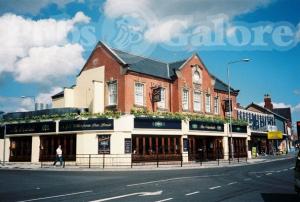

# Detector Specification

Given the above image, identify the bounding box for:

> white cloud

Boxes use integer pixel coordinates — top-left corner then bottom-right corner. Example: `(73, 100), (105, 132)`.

(0, 96), (34, 112)
(273, 102), (292, 109)
(0, 11), (90, 84)
(0, 87), (62, 113)
(36, 86), (63, 104)
(103, 0), (271, 43)
(258, 102), (292, 109)
(294, 89), (300, 95)
(296, 23), (300, 41)
(15, 44), (85, 83)
(292, 104), (300, 112)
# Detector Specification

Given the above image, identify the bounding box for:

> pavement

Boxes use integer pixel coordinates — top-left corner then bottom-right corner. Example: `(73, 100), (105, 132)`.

(0, 151), (297, 171)
(0, 154), (298, 202)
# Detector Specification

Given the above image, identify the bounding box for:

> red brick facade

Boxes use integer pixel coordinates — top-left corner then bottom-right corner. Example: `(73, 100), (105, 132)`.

(81, 43), (238, 118)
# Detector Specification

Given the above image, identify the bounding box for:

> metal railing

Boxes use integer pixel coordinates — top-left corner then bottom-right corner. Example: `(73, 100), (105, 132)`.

(40, 152), (248, 169)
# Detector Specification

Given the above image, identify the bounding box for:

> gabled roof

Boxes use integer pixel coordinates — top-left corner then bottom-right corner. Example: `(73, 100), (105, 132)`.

(246, 103), (288, 121)
(273, 108), (292, 121)
(78, 41), (239, 93)
(51, 91), (64, 99)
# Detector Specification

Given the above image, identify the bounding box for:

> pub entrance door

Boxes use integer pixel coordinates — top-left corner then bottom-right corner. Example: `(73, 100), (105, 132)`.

(39, 134), (76, 161)
(9, 136), (32, 162)
(188, 136), (223, 161)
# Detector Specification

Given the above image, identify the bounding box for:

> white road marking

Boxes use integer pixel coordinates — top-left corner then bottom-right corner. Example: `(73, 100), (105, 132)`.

(155, 198), (173, 202)
(185, 191), (199, 196)
(209, 186), (221, 190)
(18, 190), (92, 202)
(266, 173), (272, 175)
(290, 166), (294, 170)
(90, 191), (163, 202)
(126, 174), (225, 187)
(227, 182), (237, 185)
(256, 176), (262, 178)
(283, 169), (288, 171)
(244, 178), (251, 181)
(276, 171), (281, 173)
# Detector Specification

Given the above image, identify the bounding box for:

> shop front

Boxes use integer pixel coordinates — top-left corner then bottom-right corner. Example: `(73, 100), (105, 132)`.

(9, 136), (32, 162)
(132, 117), (182, 162)
(229, 125), (248, 158)
(188, 136), (223, 161)
(230, 137), (247, 158)
(188, 120), (224, 161)
(250, 132), (269, 156)
(39, 134), (76, 161)
(6, 121), (56, 162)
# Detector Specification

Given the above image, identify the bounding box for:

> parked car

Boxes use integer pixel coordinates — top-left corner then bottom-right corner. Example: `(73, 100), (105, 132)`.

(295, 150), (300, 193)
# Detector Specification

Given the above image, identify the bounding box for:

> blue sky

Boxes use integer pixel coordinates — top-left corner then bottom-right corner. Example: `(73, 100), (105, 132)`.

(0, 0), (299, 127)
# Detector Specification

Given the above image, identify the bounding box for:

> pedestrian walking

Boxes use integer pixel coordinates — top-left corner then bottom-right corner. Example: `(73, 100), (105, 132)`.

(53, 145), (63, 166)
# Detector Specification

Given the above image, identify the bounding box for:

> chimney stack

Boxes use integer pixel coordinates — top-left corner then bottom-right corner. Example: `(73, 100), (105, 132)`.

(264, 94), (273, 110)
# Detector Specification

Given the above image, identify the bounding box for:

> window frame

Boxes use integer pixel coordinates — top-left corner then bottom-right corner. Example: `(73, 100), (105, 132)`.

(134, 82), (144, 106)
(182, 89), (189, 111)
(205, 94), (211, 113)
(214, 96), (219, 114)
(108, 82), (117, 106)
(157, 87), (166, 109)
(193, 91), (202, 112)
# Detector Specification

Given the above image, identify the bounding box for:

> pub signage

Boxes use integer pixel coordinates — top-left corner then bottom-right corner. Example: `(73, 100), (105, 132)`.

(189, 121), (224, 132)
(6, 121), (56, 135)
(152, 87), (162, 102)
(59, 119), (113, 132)
(232, 125), (247, 133)
(124, 138), (132, 154)
(134, 117), (181, 129)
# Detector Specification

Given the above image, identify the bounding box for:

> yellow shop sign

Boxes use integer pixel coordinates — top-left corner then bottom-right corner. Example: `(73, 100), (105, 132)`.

(267, 131), (283, 140)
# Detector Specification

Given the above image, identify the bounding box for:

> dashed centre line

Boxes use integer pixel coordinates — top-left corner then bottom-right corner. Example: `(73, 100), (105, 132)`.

(209, 186), (221, 190)
(266, 173), (272, 175)
(185, 191), (199, 196)
(155, 198), (173, 202)
(227, 182), (237, 185)
(244, 178), (252, 181)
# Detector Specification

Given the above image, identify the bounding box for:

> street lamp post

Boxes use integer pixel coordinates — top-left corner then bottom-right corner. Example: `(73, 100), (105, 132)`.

(2, 124), (6, 165)
(227, 59), (250, 161)
(21, 96), (36, 111)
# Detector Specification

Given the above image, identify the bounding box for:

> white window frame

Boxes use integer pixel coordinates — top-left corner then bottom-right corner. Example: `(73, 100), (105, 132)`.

(193, 91), (202, 112)
(135, 82), (144, 106)
(214, 96), (219, 114)
(205, 94), (211, 113)
(157, 87), (166, 109)
(108, 82), (117, 105)
(182, 89), (189, 111)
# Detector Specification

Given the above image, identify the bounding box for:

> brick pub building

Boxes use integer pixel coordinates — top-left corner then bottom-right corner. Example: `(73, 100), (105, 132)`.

(0, 41), (249, 165)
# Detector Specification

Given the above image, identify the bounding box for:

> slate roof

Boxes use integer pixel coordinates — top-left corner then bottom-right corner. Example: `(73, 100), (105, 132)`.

(112, 49), (171, 79)
(273, 108), (292, 121)
(108, 45), (238, 93)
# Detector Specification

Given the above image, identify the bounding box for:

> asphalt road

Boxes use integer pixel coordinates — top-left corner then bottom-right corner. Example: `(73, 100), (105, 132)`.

(0, 158), (298, 202)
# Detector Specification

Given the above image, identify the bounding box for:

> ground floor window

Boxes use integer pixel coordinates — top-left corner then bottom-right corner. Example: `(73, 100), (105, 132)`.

(9, 136), (32, 162)
(39, 134), (76, 161)
(132, 135), (181, 162)
(188, 136), (223, 161)
(98, 135), (110, 154)
(229, 137), (247, 158)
